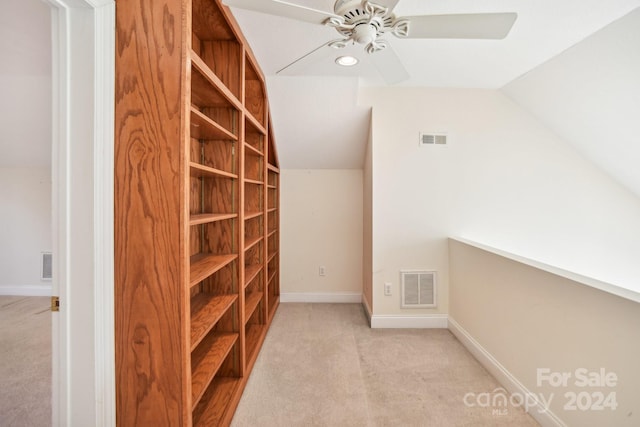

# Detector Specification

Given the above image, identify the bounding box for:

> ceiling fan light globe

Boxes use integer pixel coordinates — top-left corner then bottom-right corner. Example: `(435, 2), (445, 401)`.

(353, 23), (377, 45)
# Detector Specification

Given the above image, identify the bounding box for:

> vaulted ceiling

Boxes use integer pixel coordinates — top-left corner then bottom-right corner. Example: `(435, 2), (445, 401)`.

(227, 0), (640, 169)
(2, 0), (639, 178)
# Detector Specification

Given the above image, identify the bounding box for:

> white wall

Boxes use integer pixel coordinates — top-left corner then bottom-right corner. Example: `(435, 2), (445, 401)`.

(359, 87), (640, 315)
(503, 7), (640, 198)
(280, 169), (363, 300)
(0, 167), (52, 294)
(449, 239), (640, 427)
(362, 117), (373, 315)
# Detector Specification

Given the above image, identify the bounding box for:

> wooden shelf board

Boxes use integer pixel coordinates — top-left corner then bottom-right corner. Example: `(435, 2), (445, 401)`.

(190, 162), (238, 180)
(190, 213), (237, 226)
(244, 264), (262, 288)
(244, 235), (262, 251)
(267, 229), (277, 238)
(244, 178), (263, 185)
(192, 377), (242, 427)
(245, 112), (267, 136)
(267, 250), (278, 263)
(244, 142), (263, 157)
(267, 270), (277, 285)
(190, 253), (237, 287)
(190, 293), (237, 350)
(267, 164), (280, 173)
(191, 332), (238, 409)
(267, 207), (277, 213)
(244, 210), (263, 220)
(245, 323), (266, 368)
(191, 53), (242, 111)
(267, 184), (277, 189)
(244, 292), (263, 322)
(190, 107), (237, 141)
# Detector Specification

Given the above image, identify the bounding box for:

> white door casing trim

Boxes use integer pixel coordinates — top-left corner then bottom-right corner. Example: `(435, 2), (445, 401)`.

(92, 3), (115, 426)
(48, 0), (115, 425)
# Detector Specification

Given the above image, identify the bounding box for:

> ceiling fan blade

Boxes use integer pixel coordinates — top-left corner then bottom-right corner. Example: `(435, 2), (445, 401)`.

(374, 0), (400, 13)
(368, 43), (409, 85)
(276, 42), (336, 75)
(404, 13), (517, 39)
(223, 0), (342, 25)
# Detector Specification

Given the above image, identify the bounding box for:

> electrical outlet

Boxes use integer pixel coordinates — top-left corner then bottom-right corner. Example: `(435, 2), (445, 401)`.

(384, 282), (392, 296)
(319, 266), (326, 276)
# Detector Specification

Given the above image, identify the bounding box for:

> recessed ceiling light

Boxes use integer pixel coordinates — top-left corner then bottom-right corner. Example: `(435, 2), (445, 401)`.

(335, 55), (358, 67)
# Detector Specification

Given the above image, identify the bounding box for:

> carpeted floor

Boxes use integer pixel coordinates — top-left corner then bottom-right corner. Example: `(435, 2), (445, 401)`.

(0, 296), (51, 427)
(0, 299), (540, 426)
(232, 303), (539, 426)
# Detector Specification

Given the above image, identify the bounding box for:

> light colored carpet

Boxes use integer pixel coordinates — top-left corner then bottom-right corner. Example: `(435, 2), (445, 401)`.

(0, 296), (51, 427)
(232, 303), (539, 427)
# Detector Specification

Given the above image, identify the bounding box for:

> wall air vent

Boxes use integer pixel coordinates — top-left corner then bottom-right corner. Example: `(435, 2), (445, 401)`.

(401, 270), (436, 308)
(419, 133), (447, 146)
(41, 252), (52, 281)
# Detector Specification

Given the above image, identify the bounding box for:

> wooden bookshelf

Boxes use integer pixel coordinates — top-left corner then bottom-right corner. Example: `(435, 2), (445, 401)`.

(190, 294), (237, 349)
(115, 0), (280, 424)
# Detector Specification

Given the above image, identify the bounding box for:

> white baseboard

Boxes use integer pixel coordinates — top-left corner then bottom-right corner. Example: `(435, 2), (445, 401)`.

(370, 313), (448, 328)
(0, 285), (52, 297)
(279, 292), (362, 303)
(448, 317), (566, 427)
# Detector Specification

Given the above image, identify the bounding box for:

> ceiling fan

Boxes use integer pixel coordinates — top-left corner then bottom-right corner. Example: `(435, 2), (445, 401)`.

(223, 0), (517, 84)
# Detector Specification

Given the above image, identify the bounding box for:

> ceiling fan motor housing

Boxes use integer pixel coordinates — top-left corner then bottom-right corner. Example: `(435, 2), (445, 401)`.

(327, 0), (405, 52)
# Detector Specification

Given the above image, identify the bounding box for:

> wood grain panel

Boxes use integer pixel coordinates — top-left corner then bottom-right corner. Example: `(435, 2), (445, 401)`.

(245, 244), (262, 267)
(202, 139), (235, 174)
(201, 220), (236, 255)
(192, 0), (235, 41)
(190, 293), (237, 349)
(244, 264), (262, 289)
(244, 153), (262, 182)
(192, 377), (241, 426)
(190, 253), (237, 286)
(202, 260), (237, 295)
(244, 292), (263, 322)
(202, 107), (238, 136)
(191, 333), (237, 408)
(190, 212), (237, 226)
(244, 215), (262, 244)
(244, 183), (262, 213)
(201, 41), (242, 100)
(114, 0), (188, 425)
(244, 80), (265, 126)
(190, 108), (236, 141)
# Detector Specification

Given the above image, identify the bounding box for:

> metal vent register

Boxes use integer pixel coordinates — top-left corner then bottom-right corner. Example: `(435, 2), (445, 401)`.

(419, 133), (447, 146)
(41, 252), (52, 280)
(401, 270), (436, 308)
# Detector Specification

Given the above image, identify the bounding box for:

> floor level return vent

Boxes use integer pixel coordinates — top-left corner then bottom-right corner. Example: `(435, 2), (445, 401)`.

(401, 270), (436, 308)
(41, 252), (52, 280)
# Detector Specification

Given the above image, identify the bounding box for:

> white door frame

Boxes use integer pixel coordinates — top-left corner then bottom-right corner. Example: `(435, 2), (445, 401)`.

(48, 0), (115, 425)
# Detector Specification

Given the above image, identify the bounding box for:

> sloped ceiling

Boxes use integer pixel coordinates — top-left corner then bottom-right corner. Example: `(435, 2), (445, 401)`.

(0, 0), (51, 168)
(227, 0), (640, 169)
(3, 0), (640, 178)
(503, 7), (640, 198)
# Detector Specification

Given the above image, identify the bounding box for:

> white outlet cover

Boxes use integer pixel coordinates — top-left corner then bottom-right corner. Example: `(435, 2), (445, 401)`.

(384, 282), (392, 296)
